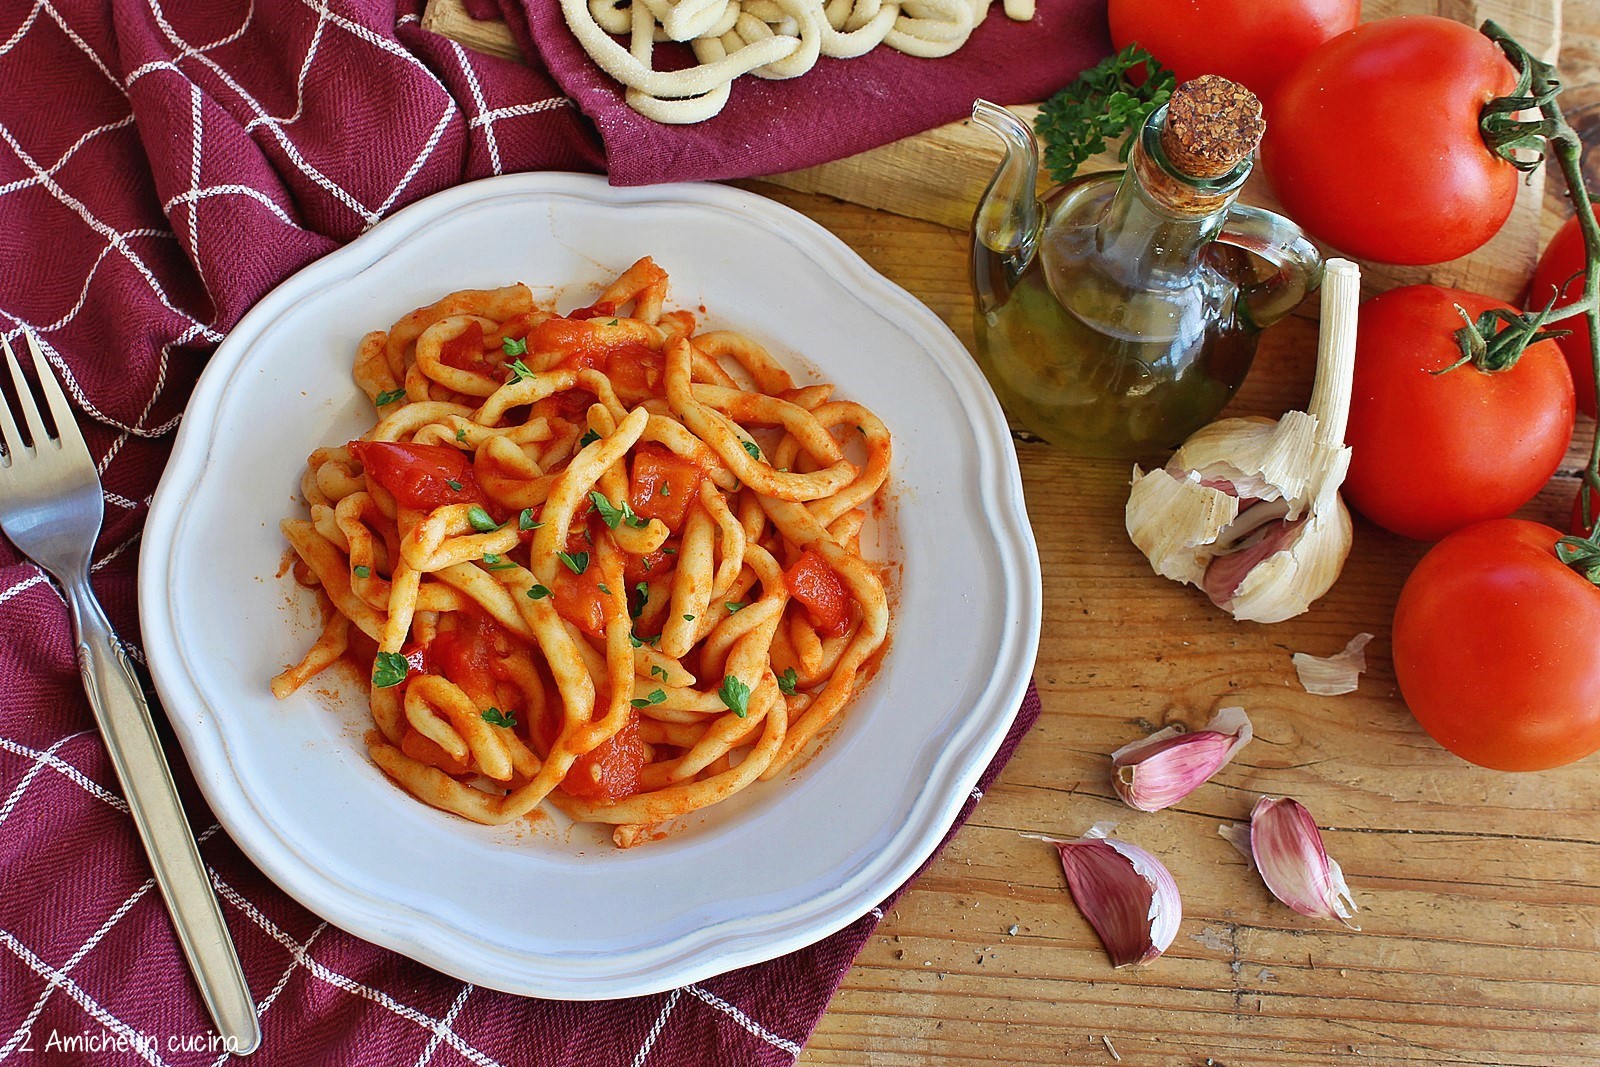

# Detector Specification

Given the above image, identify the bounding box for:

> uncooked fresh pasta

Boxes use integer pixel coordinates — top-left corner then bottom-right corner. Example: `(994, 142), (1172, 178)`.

(274, 257), (892, 848)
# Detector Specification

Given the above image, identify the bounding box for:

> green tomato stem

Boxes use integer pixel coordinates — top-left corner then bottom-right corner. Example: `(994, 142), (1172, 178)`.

(1481, 21), (1600, 538)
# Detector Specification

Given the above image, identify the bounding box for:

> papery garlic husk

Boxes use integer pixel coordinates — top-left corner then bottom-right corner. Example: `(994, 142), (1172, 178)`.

(1111, 706), (1253, 812)
(1292, 632), (1374, 696)
(1220, 796), (1359, 928)
(1126, 259), (1362, 624)
(1027, 821), (1182, 967)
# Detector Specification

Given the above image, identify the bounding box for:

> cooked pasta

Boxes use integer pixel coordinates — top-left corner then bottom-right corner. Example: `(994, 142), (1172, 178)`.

(273, 257), (892, 847)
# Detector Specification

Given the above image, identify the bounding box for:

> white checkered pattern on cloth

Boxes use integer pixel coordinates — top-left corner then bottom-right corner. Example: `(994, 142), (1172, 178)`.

(0, 2), (1045, 1062)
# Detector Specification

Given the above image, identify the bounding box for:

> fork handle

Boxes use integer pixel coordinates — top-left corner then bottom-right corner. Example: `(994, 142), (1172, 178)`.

(66, 577), (262, 1055)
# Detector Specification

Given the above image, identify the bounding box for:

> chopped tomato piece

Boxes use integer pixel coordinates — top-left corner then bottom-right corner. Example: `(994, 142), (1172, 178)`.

(530, 389), (597, 425)
(552, 561), (608, 639)
(400, 728), (471, 776)
(624, 540), (678, 584)
(426, 612), (504, 698)
(565, 299), (618, 321)
(606, 342), (664, 397)
(559, 714), (645, 802)
(436, 320), (486, 373)
(532, 317), (606, 371)
(630, 445), (704, 530)
(785, 549), (852, 637)
(347, 440), (488, 512)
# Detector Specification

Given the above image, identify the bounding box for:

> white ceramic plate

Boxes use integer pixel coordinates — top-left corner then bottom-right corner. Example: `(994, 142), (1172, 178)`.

(140, 173), (1041, 999)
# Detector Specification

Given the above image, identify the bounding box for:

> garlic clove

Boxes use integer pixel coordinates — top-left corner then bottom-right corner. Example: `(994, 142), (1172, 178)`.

(1027, 822), (1182, 967)
(1111, 707), (1254, 812)
(1221, 796), (1359, 928)
(1292, 632), (1374, 696)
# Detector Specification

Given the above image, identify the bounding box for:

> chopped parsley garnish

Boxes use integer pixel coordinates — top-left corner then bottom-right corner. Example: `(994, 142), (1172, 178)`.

(660, 483), (671, 497)
(725, 601), (745, 613)
(777, 667), (799, 696)
(557, 550), (589, 575)
(506, 359), (535, 383)
(518, 508), (542, 530)
(630, 689), (666, 708)
(467, 505), (501, 532)
(630, 581), (649, 620)
(741, 440), (761, 460)
(682, 614), (696, 622)
(372, 651), (409, 689)
(455, 427), (469, 442)
(718, 674), (751, 718)
(502, 336), (528, 357)
(579, 429), (601, 448)
(589, 490), (647, 530)
(650, 665), (669, 681)
(628, 632), (642, 648)
(527, 584), (551, 600)
(482, 553), (516, 571)
(607, 319), (619, 326)
(374, 388), (407, 407)
(662, 547), (677, 555)
(353, 565), (371, 579)
(445, 479), (463, 492)
(481, 707), (518, 727)
(597, 582), (612, 595)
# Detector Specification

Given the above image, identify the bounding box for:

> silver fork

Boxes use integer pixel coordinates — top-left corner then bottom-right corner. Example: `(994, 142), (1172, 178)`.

(0, 332), (260, 1055)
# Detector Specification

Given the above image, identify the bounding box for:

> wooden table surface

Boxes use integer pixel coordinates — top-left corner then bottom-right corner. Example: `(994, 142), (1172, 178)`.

(427, 1), (1600, 1062)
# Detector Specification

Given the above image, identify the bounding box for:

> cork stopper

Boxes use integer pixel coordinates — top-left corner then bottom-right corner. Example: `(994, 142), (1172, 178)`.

(1159, 75), (1265, 179)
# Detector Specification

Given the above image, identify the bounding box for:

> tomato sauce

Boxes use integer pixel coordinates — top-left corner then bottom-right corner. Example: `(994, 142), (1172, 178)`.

(436, 319), (487, 373)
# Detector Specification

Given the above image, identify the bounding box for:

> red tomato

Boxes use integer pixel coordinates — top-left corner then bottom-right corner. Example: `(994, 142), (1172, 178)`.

(624, 541), (677, 585)
(347, 440), (487, 512)
(1342, 286), (1575, 542)
(606, 342), (664, 397)
(1393, 519), (1600, 770)
(1527, 215), (1597, 417)
(426, 612), (504, 698)
(552, 565), (608, 639)
(1109, 0), (1358, 102)
(560, 715), (645, 801)
(784, 549), (852, 637)
(630, 445), (704, 530)
(1262, 17), (1520, 265)
(436, 319), (487, 373)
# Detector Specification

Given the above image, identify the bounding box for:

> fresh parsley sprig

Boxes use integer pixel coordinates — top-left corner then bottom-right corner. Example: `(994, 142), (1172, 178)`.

(1034, 44), (1176, 184)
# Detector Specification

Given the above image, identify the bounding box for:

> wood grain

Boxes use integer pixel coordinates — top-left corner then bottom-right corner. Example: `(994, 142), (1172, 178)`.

(423, 2), (1600, 1064)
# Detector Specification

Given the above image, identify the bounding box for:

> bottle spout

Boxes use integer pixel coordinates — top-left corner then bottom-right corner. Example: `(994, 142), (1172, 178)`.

(971, 99), (1043, 304)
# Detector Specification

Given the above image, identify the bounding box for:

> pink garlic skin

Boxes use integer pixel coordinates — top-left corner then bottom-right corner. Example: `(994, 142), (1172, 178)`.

(1111, 708), (1253, 812)
(1248, 796), (1359, 928)
(1046, 828), (1183, 968)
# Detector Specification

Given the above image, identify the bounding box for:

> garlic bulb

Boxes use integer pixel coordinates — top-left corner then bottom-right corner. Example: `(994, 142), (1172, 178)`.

(1126, 258), (1361, 623)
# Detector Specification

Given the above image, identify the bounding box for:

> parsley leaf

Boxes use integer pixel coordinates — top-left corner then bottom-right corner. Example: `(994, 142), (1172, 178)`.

(527, 584), (551, 600)
(445, 479), (463, 492)
(630, 580), (649, 620)
(374, 388), (407, 407)
(682, 614), (696, 622)
(353, 565), (371, 579)
(589, 490), (625, 529)
(777, 667), (799, 696)
(741, 439), (761, 460)
(372, 651), (409, 689)
(482, 553), (517, 571)
(725, 601), (744, 613)
(455, 427), (469, 442)
(630, 689), (666, 708)
(607, 319), (620, 326)
(557, 550), (589, 575)
(519, 508), (542, 530)
(650, 665), (669, 680)
(598, 582), (612, 595)
(481, 707), (518, 727)
(628, 632), (643, 648)
(660, 483), (671, 497)
(718, 674), (751, 718)
(502, 336), (528, 357)
(467, 505), (501, 532)
(579, 429), (601, 448)
(506, 359), (535, 383)
(1034, 44), (1176, 183)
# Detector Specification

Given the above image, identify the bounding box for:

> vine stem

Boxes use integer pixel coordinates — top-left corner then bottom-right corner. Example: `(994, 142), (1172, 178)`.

(1481, 21), (1600, 533)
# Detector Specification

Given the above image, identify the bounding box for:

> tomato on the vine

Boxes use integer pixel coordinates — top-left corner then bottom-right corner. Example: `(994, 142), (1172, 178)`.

(1528, 214), (1596, 417)
(1393, 519), (1600, 771)
(1342, 285), (1575, 542)
(1262, 16), (1521, 265)
(1108, 0), (1359, 102)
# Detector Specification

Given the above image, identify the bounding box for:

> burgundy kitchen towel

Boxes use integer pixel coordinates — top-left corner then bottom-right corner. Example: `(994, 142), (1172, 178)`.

(490, 0), (1111, 185)
(0, 1), (1068, 1063)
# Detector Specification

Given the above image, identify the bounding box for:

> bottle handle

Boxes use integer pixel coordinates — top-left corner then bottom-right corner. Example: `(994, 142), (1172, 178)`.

(1216, 205), (1324, 330)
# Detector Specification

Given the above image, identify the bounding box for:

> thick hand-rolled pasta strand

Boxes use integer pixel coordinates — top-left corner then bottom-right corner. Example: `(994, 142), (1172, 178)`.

(274, 256), (892, 847)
